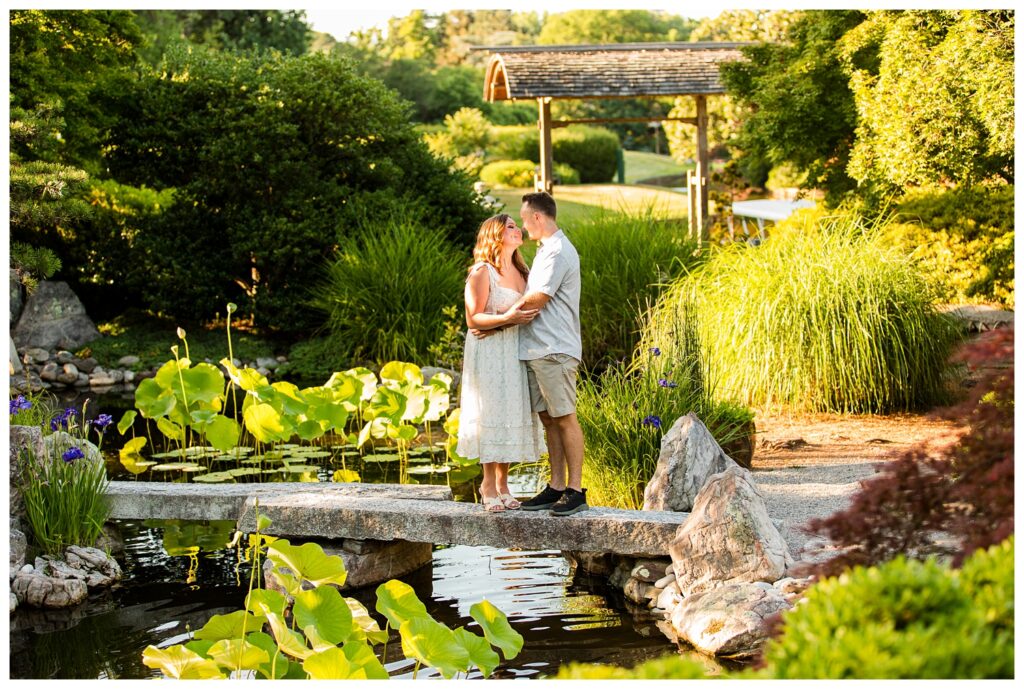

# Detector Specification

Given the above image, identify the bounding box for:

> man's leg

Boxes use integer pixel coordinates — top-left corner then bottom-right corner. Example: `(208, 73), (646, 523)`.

(551, 412), (584, 492)
(538, 410), (567, 490)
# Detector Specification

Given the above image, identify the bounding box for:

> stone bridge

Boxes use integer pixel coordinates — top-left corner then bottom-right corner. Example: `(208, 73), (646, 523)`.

(105, 482), (688, 558)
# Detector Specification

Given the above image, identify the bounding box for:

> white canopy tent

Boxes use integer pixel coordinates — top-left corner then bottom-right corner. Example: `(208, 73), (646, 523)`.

(731, 199), (816, 241)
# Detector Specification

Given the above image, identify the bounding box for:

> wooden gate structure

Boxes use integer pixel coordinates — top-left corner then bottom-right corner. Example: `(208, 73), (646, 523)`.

(480, 42), (746, 241)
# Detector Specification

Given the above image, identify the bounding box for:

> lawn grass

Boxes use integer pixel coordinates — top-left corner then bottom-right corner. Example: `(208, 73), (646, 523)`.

(622, 150), (691, 184)
(490, 183), (689, 227)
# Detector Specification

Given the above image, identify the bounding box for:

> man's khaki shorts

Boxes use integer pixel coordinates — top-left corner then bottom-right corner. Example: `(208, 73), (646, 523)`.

(525, 354), (580, 418)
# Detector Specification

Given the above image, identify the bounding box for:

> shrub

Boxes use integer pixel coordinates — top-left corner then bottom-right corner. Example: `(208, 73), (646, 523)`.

(553, 163), (580, 185)
(479, 159), (536, 189)
(487, 124), (620, 183)
(552, 125), (620, 183)
(312, 220), (465, 366)
(565, 210), (700, 367)
(579, 312), (754, 510)
(804, 325), (1013, 576)
(646, 208), (963, 413)
(99, 46), (487, 330)
(275, 336), (348, 386)
(886, 185), (1014, 308)
(758, 539), (1014, 679)
(488, 125), (537, 162)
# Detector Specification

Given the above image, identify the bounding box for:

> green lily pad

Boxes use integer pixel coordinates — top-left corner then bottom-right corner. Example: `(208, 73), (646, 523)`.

(279, 464), (321, 473)
(405, 464), (451, 475)
(191, 472), (237, 484)
(290, 450), (331, 458)
(227, 467), (264, 478)
(361, 454), (399, 463)
(152, 462), (207, 473)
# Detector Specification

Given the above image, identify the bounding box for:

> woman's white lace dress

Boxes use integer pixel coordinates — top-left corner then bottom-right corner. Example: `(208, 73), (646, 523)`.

(457, 263), (546, 464)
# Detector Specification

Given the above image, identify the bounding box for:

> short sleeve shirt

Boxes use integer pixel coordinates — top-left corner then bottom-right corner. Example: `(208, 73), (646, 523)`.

(519, 230), (582, 361)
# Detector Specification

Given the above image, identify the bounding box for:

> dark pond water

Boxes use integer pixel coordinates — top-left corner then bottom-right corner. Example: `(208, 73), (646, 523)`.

(9, 519), (701, 679)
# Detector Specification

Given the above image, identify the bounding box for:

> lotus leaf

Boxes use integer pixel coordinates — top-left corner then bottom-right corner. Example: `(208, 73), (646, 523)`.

(364, 386), (406, 424)
(361, 453), (400, 463)
(179, 363), (226, 405)
(406, 465), (451, 475)
(156, 417), (185, 442)
(340, 639), (390, 678)
(244, 402), (287, 443)
(194, 610), (267, 642)
(345, 367), (378, 401)
(119, 437), (148, 474)
(469, 599), (524, 660)
(142, 645), (224, 679)
(267, 541), (348, 589)
(154, 358), (189, 390)
(293, 587), (354, 646)
(323, 371), (363, 403)
(266, 612), (314, 660)
(135, 378), (176, 419)
(205, 415), (240, 453)
(399, 616), (470, 679)
(375, 579), (428, 629)
(443, 408), (460, 436)
(303, 647), (371, 680)
(245, 631), (290, 679)
(296, 419), (326, 441)
(207, 638), (269, 673)
(345, 597), (388, 644)
(191, 471), (236, 483)
(386, 423), (418, 443)
(332, 469), (361, 483)
(452, 627), (501, 677)
(117, 409), (137, 435)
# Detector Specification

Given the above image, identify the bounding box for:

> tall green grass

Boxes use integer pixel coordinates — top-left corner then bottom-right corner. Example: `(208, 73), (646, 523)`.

(565, 209), (701, 368)
(578, 300), (753, 509)
(644, 208), (963, 413)
(313, 220), (466, 366)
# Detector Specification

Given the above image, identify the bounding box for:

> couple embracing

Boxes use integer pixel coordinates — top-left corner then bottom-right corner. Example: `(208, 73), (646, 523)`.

(456, 192), (588, 516)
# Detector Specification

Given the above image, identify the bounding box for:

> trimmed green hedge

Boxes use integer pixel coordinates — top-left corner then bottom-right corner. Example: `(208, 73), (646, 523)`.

(480, 159), (535, 189)
(488, 124), (620, 183)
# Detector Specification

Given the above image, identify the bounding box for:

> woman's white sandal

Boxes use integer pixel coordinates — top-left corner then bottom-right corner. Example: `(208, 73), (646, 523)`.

(498, 493), (521, 510)
(483, 496), (506, 513)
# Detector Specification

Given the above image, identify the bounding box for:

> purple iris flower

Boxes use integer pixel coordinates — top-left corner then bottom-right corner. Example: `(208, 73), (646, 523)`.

(62, 447), (85, 463)
(650, 347), (661, 356)
(51, 416), (64, 431)
(657, 378), (678, 389)
(642, 415), (662, 429)
(10, 395), (33, 415)
(92, 413), (114, 430)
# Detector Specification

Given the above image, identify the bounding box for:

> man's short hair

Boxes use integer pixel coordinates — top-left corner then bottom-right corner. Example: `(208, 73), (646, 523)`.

(521, 191), (557, 220)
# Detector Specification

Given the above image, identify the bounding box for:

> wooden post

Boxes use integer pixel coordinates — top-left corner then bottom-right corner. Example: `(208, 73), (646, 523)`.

(687, 170), (697, 242)
(537, 97), (554, 194)
(695, 94), (709, 243)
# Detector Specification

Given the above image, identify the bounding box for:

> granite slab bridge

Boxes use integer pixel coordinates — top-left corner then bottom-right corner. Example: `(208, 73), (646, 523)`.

(105, 482), (689, 558)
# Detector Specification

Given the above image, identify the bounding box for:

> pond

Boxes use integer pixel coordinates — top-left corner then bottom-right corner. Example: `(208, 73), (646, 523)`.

(14, 389), (724, 679)
(9, 519), (702, 679)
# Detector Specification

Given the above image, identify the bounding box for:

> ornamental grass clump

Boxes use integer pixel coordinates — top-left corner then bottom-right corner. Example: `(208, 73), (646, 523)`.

(313, 219), (465, 365)
(19, 405), (111, 556)
(645, 208), (963, 413)
(564, 209), (701, 368)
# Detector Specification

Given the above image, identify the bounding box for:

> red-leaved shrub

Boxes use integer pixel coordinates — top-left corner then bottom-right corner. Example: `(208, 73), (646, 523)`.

(802, 325), (1013, 577)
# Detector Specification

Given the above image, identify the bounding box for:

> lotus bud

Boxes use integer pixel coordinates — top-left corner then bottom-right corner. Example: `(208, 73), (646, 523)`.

(176, 327), (186, 340)
(226, 302), (238, 314)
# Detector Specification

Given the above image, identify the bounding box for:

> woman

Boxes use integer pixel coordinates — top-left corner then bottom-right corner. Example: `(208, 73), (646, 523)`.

(457, 214), (546, 512)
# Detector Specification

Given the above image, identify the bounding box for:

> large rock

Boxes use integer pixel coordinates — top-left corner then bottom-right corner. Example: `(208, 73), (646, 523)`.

(670, 466), (793, 596)
(263, 538), (432, 592)
(11, 569), (88, 609)
(11, 529), (28, 578)
(670, 582), (791, 657)
(643, 413), (739, 512)
(12, 281), (101, 352)
(62, 546), (123, 588)
(10, 425), (46, 520)
(43, 432), (103, 465)
(11, 269), (24, 322)
(10, 337), (23, 375)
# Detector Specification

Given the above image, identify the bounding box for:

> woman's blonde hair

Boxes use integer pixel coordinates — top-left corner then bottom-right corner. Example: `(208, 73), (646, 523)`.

(470, 213), (529, 280)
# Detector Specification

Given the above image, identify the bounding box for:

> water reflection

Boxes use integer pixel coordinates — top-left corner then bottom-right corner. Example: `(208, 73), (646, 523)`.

(10, 521), (681, 679)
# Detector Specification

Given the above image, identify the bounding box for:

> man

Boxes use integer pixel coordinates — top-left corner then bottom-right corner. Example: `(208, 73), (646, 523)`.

(512, 191), (588, 516)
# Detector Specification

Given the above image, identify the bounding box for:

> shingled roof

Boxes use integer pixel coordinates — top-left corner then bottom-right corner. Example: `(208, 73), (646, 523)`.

(482, 42), (749, 102)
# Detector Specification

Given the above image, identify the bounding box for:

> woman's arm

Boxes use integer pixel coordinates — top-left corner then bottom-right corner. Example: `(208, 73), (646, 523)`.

(464, 266), (538, 330)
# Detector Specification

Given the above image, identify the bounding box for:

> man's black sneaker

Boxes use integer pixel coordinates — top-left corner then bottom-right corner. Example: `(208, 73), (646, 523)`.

(520, 484), (565, 511)
(552, 488), (589, 516)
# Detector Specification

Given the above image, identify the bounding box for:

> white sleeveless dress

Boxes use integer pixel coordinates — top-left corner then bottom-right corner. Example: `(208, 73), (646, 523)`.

(456, 263), (547, 464)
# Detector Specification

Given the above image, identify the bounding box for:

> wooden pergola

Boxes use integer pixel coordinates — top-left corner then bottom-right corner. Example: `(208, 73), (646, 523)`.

(480, 42), (747, 241)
